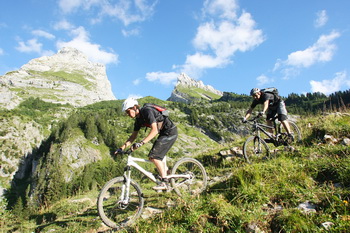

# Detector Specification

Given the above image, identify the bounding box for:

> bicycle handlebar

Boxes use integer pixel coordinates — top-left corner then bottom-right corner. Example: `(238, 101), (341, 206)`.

(247, 115), (262, 122)
(248, 114), (278, 122)
(115, 149), (133, 156)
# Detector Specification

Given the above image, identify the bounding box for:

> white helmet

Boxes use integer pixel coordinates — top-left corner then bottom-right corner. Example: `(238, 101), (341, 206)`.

(122, 98), (138, 111)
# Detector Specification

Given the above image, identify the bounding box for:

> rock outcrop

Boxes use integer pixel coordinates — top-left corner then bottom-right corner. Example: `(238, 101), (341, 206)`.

(0, 116), (45, 196)
(168, 73), (223, 103)
(0, 47), (116, 109)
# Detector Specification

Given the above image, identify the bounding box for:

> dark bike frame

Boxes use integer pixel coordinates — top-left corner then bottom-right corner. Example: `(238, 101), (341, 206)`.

(249, 116), (283, 146)
(243, 115), (301, 164)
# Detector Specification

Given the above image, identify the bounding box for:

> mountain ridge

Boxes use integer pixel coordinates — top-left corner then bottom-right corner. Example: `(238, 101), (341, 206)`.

(0, 47), (116, 109)
(167, 73), (223, 103)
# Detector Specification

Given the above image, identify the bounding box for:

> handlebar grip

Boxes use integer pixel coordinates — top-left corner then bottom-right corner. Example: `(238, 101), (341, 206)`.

(121, 149), (132, 155)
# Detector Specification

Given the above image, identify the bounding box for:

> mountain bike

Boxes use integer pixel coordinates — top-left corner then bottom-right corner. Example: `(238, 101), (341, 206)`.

(242, 115), (302, 164)
(97, 150), (208, 230)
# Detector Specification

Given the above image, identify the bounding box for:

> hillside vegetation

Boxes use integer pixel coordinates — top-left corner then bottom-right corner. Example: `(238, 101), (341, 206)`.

(1, 92), (350, 232)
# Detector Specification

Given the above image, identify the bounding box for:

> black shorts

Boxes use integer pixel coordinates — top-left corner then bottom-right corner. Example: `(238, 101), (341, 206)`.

(267, 100), (288, 121)
(148, 126), (178, 160)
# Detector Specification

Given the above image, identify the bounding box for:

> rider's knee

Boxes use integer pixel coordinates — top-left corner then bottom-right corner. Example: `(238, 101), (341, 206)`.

(278, 114), (288, 121)
(149, 155), (163, 161)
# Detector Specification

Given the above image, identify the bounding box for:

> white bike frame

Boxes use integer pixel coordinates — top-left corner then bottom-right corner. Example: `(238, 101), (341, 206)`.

(120, 155), (192, 203)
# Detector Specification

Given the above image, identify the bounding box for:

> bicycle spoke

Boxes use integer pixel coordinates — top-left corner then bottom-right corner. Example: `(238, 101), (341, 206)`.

(97, 177), (144, 229)
(171, 158), (207, 197)
(279, 120), (302, 145)
(243, 136), (270, 164)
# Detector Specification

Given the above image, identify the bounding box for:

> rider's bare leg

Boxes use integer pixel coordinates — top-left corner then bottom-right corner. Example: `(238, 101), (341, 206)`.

(281, 120), (292, 134)
(151, 158), (166, 178)
(162, 156), (169, 175)
(266, 119), (274, 134)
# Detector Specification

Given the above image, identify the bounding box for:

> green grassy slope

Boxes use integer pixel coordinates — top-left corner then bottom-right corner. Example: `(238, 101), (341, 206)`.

(1, 109), (349, 232)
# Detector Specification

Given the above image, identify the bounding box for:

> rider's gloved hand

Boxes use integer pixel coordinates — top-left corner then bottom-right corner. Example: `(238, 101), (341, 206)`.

(258, 111), (264, 117)
(131, 142), (143, 151)
(114, 148), (123, 155)
(242, 117), (247, 123)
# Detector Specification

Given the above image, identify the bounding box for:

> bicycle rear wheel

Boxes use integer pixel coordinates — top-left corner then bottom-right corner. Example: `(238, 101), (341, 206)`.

(170, 158), (208, 197)
(97, 177), (144, 229)
(278, 120), (302, 144)
(243, 136), (270, 164)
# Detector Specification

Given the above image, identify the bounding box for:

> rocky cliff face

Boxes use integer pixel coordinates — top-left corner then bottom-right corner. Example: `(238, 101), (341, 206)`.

(0, 47), (117, 197)
(168, 73), (223, 103)
(0, 47), (116, 109)
(0, 115), (45, 196)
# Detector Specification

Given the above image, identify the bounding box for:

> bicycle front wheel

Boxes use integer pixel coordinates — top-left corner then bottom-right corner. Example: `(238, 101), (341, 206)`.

(97, 177), (144, 229)
(243, 136), (270, 164)
(171, 158), (208, 197)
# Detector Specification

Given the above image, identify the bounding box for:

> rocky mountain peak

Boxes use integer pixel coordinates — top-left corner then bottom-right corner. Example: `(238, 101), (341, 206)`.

(177, 73), (223, 96)
(168, 73), (223, 103)
(58, 46), (87, 57)
(22, 47), (105, 74)
(0, 47), (116, 109)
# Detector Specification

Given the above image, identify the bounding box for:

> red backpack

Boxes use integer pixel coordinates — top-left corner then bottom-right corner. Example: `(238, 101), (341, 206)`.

(143, 103), (169, 117)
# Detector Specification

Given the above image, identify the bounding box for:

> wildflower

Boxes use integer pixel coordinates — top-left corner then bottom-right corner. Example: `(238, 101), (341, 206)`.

(343, 200), (348, 205)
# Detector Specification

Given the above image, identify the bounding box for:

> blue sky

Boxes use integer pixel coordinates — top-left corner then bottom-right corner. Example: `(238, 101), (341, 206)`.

(1, 0), (350, 100)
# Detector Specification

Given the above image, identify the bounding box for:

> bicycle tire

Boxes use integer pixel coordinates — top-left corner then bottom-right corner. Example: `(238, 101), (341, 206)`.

(97, 177), (144, 229)
(278, 120), (302, 144)
(170, 158), (208, 197)
(243, 136), (270, 164)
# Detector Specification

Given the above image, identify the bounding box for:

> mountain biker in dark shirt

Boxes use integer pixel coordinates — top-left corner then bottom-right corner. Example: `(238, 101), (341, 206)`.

(243, 88), (293, 139)
(116, 98), (178, 190)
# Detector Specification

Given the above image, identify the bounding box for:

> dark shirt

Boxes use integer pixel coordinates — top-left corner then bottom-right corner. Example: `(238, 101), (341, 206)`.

(250, 92), (279, 109)
(134, 106), (175, 132)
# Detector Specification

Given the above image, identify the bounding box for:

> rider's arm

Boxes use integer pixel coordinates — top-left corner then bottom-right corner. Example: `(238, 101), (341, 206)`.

(244, 107), (253, 119)
(120, 131), (139, 150)
(262, 100), (269, 115)
(141, 122), (158, 144)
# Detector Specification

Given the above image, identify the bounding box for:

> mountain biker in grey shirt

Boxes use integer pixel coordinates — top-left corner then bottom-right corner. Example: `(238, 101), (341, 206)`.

(243, 88), (293, 139)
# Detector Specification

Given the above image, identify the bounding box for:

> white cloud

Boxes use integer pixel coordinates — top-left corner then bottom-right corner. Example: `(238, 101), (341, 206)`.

(145, 0), (264, 85)
(286, 31), (340, 68)
(256, 75), (273, 86)
(193, 17), (263, 58)
(185, 52), (227, 69)
(274, 31), (340, 79)
(54, 19), (118, 64)
(16, 38), (43, 53)
(203, 0), (239, 20)
(15, 38), (54, 56)
(59, 0), (84, 13)
(58, 0), (158, 26)
(314, 10), (328, 28)
(310, 71), (350, 95)
(32, 30), (55, 39)
(56, 26), (118, 65)
(0, 48), (4, 55)
(122, 28), (140, 37)
(176, 0), (264, 79)
(54, 19), (75, 30)
(133, 78), (141, 85)
(145, 71), (178, 85)
(100, 0), (158, 26)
